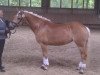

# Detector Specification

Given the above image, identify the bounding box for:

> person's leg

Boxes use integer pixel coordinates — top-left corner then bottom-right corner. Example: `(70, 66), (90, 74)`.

(0, 39), (5, 72)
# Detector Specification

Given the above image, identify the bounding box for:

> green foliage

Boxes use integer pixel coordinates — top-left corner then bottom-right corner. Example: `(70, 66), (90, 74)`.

(10, 0), (19, 6)
(20, 0), (30, 6)
(0, 0), (94, 9)
(50, 0), (94, 9)
(88, 0), (94, 8)
(73, 0), (83, 8)
(0, 0), (41, 7)
(0, 0), (8, 6)
(50, 0), (60, 8)
(31, 0), (41, 7)
(62, 0), (71, 8)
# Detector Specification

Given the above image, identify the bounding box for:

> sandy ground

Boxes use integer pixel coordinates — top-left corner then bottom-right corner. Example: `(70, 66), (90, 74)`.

(0, 26), (100, 75)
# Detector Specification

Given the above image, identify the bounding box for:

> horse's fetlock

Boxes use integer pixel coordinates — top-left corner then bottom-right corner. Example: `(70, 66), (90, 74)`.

(43, 57), (49, 66)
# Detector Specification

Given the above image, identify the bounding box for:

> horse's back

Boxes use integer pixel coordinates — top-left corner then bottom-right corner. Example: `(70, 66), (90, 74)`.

(48, 21), (90, 38)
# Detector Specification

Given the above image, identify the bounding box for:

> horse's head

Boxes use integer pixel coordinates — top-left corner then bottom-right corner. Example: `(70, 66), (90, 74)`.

(12, 10), (25, 26)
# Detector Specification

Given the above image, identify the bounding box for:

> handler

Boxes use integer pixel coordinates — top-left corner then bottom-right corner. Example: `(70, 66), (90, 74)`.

(0, 10), (15, 72)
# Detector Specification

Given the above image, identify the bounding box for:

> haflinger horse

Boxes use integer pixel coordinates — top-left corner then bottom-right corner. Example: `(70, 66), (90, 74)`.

(12, 10), (90, 74)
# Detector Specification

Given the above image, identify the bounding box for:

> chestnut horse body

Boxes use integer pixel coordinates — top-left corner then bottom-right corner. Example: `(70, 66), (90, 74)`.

(12, 10), (90, 74)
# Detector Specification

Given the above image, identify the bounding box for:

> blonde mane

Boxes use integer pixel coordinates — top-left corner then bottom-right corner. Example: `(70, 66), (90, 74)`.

(24, 11), (51, 22)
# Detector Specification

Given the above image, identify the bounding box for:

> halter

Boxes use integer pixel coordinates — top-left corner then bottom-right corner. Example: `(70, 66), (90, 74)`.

(16, 16), (23, 26)
(7, 11), (25, 38)
(13, 11), (25, 27)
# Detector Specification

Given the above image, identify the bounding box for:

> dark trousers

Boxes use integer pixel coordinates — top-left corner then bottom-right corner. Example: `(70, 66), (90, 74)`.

(0, 39), (5, 67)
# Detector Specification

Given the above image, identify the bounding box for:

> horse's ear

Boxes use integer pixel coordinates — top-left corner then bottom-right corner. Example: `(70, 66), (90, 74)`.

(20, 10), (25, 17)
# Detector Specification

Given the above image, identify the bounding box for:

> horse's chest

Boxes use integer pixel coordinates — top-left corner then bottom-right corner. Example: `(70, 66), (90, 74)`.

(35, 29), (48, 43)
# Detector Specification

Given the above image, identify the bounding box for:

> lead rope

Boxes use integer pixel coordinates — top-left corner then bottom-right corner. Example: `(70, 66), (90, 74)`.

(7, 31), (11, 39)
(7, 29), (17, 39)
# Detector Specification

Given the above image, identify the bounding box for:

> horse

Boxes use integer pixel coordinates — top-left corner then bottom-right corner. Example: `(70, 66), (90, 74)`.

(12, 10), (90, 74)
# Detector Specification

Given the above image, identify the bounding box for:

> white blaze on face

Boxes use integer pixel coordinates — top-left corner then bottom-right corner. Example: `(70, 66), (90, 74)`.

(16, 11), (21, 17)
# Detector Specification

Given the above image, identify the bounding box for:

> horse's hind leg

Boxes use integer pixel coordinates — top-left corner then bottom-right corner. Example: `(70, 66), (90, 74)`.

(40, 43), (49, 70)
(75, 40), (88, 74)
(78, 46), (88, 74)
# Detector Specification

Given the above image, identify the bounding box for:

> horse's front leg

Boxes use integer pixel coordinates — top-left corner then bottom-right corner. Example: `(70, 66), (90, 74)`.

(40, 43), (49, 70)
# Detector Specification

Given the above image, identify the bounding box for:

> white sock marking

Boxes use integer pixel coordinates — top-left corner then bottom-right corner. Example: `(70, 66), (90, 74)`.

(43, 57), (49, 66)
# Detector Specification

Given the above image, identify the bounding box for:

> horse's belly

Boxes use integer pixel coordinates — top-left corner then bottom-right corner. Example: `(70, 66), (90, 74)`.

(36, 28), (73, 45)
(47, 40), (73, 46)
(45, 33), (73, 45)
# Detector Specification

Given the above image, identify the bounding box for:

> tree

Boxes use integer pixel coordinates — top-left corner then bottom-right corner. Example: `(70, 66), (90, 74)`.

(62, 0), (71, 8)
(0, 0), (8, 6)
(50, 0), (60, 8)
(31, 0), (41, 7)
(10, 0), (19, 6)
(20, 0), (30, 6)
(0, 0), (94, 9)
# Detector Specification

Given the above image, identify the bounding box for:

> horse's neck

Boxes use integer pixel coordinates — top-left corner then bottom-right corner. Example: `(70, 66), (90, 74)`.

(25, 14), (44, 33)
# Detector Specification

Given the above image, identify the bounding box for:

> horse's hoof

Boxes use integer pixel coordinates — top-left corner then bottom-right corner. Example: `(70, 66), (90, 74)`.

(79, 69), (84, 74)
(76, 67), (80, 70)
(79, 71), (84, 74)
(0, 69), (6, 72)
(41, 65), (47, 70)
